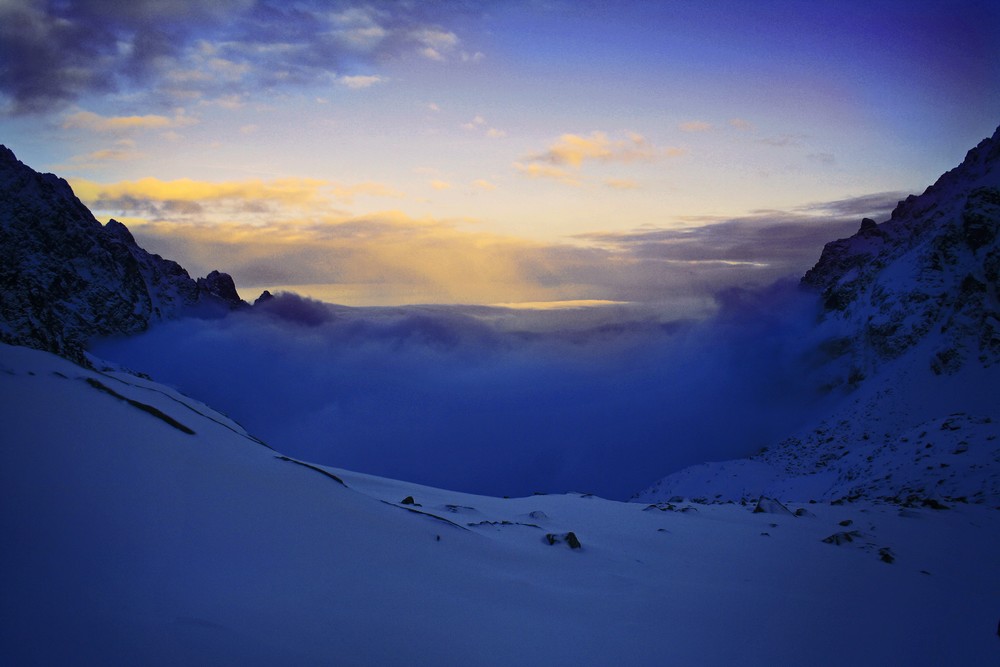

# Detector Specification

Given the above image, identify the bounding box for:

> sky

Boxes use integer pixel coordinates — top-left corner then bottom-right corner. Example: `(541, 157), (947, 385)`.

(2, 0), (999, 312)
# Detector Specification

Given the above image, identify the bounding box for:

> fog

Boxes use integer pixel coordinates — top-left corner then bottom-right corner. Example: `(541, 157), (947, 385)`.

(91, 283), (838, 499)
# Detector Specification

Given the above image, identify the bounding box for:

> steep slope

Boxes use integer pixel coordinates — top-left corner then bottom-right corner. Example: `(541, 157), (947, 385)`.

(638, 126), (1000, 506)
(803, 125), (1000, 382)
(2, 342), (998, 666)
(0, 145), (244, 363)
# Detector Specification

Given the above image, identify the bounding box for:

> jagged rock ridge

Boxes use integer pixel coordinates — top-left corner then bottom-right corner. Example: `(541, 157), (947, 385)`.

(802, 125), (1000, 381)
(0, 144), (245, 363)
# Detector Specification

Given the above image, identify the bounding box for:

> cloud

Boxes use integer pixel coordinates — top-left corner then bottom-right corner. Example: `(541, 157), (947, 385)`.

(62, 109), (198, 132)
(430, 180), (452, 190)
(338, 74), (384, 89)
(91, 279), (835, 500)
(512, 162), (582, 186)
(63, 147), (143, 167)
(679, 120), (712, 132)
(528, 131), (661, 168)
(463, 115), (505, 138)
(807, 152), (836, 165)
(605, 178), (640, 190)
(758, 134), (807, 147)
(515, 132), (681, 187)
(0, 1), (482, 113)
(575, 191), (906, 275)
(411, 27), (459, 61)
(472, 179), (497, 191)
(729, 118), (753, 131)
(462, 115), (485, 130)
(72, 175), (405, 216)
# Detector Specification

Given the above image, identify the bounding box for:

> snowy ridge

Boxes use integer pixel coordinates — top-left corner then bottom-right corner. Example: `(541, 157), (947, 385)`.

(0, 145), (244, 364)
(637, 126), (1000, 507)
(802, 125), (1000, 379)
(632, 351), (1000, 506)
(2, 342), (998, 665)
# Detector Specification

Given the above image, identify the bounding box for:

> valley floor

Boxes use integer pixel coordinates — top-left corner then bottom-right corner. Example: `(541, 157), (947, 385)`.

(2, 343), (998, 666)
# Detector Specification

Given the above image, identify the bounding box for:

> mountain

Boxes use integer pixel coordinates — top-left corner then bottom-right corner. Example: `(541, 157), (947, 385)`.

(2, 132), (999, 665)
(802, 125), (1000, 380)
(636, 126), (1000, 507)
(1, 341), (997, 665)
(0, 145), (244, 364)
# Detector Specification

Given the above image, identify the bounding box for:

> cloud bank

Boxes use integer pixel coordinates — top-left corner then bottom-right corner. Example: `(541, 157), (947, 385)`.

(92, 285), (841, 500)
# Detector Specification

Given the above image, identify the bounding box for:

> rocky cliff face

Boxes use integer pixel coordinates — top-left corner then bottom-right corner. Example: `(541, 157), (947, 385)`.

(802, 126), (1000, 382)
(0, 145), (245, 364)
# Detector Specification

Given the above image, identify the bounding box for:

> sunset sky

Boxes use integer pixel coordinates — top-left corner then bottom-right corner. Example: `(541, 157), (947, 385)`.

(2, 0), (998, 313)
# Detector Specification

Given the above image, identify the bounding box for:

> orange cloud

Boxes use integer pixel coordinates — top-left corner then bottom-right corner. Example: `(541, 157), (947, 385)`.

(605, 178), (640, 190)
(531, 131), (658, 167)
(512, 162), (581, 186)
(679, 120), (712, 132)
(62, 109), (198, 132)
(71, 176), (404, 210)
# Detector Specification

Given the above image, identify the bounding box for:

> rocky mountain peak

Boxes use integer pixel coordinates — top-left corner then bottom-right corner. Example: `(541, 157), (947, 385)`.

(0, 145), (246, 364)
(802, 125), (1000, 382)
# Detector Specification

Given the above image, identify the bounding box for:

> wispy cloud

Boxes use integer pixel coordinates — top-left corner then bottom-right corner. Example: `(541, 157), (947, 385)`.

(758, 133), (807, 147)
(528, 131), (662, 167)
(61, 141), (144, 168)
(62, 109), (198, 132)
(512, 162), (582, 186)
(338, 74), (384, 89)
(462, 115), (505, 138)
(729, 118), (753, 131)
(575, 191), (907, 272)
(71, 175), (406, 221)
(605, 178), (640, 190)
(679, 120), (712, 132)
(412, 27), (459, 61)
(516, 131), (682, 186)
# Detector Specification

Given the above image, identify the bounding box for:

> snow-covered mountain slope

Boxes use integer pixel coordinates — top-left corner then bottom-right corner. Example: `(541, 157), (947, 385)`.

(2, 342), (998, 666)
(0, 145), (244, 364)
(633, 347), (1000, 505)
(637, 127), (1000, 506)
(803, 125), (1000, 380)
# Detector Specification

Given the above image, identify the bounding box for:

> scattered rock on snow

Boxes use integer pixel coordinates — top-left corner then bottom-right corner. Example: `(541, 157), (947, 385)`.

(822, 530), (862, 545)
(545, 532), (582, 549)
(752, 496), (795, 516)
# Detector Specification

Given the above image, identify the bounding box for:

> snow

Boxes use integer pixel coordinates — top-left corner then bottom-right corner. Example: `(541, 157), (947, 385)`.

(2, 342), (997, 666)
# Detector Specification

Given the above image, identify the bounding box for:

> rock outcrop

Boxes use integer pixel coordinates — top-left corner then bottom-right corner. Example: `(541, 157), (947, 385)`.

(0, 145), (245, 364)
(802, 125), (1000, 380)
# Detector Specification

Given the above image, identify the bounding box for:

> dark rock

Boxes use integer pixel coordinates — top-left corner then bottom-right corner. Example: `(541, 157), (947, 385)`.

(800, 126), (1000, 376)
(0, 145), (246, 364)
(821, 530), (862, 545)
(752, 496), (794, 516)
(401, 496), (417, 505)
(544, 532), (582, 549)
(197, 270), (242, 304)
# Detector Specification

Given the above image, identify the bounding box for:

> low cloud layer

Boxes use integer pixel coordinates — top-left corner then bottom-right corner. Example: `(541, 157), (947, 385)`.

(92, 285), (841, 499)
